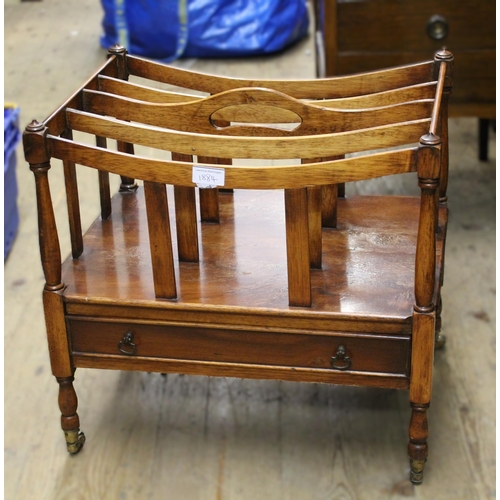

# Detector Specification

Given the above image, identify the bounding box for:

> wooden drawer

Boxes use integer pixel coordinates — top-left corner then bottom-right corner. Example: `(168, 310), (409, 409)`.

(68, 318), (410, 376)
(337, 0), (495, 53)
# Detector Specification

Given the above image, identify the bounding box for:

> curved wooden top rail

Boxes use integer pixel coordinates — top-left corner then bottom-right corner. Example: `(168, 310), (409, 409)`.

(319, 82), (437, 109)
(97, 75), (437, 110)
(48, 134), (418, 189)
(43, 57), (118, 135)
(82, 87), (434, 136)
(66, 108), (430, 159)
(127, 55), (434, 99)
(38, 53), (437, 138)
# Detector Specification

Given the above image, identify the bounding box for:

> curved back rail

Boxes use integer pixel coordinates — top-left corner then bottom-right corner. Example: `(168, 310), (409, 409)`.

(126, 54), (435, 99)
(97, 75), (438, 110)
(81, 87), (435, 135)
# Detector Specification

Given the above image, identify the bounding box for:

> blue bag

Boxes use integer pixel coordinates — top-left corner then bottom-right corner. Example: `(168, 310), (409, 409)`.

(100, 0), (309, 62)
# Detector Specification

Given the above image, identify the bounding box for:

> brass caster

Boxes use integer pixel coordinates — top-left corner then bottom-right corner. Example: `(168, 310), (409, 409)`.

(435, 332), (446, 350)
(409, 459), (426, 485)
(64, 429), (86, 455)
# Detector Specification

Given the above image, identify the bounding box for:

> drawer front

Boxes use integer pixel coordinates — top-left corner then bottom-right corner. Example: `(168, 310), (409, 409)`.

(337, 0), (495, 52)
(68, 319), (410, 376)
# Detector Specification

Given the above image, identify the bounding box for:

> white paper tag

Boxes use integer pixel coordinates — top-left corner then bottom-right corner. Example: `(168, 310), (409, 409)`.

(192, 166), (226, 189)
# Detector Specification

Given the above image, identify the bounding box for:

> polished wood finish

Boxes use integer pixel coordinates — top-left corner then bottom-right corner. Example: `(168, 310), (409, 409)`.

(61, 128), (83, 259)
(23, 47), (452, 485)
(143, 181), (177, 299)
(95, 135), (112, 219)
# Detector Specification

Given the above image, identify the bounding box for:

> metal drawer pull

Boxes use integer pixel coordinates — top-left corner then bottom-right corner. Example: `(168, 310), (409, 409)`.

(330, 345), (351, 370)
(118, 331), (137, 356)
(426, 15), (448, 41)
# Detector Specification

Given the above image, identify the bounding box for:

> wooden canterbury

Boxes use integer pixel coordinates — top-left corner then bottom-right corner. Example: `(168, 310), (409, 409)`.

(23, 46), (453, 485)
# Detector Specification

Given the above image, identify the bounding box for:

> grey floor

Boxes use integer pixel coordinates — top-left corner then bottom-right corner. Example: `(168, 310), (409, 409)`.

(4, 1), (496, 499)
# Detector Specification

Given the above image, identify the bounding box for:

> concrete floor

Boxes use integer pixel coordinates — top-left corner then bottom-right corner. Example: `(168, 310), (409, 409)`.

(4, 1), (496, 499)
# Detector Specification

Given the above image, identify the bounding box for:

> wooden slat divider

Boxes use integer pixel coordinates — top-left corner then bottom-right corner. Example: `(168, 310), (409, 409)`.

(66, 108), (430, 160)
(320, 155), (345, 227)
(302, 157), (323, 269)
(97, 75), (437, 110)
(48, 136), (418, 189)
(307, 186), (323, 269)
(172, 152), (199, 262)
(61, 129), (83, 258)
(143, 181), (177, 299)
(198, 187), (219, 223)
(43, 56), (118, 136)
(196, 157), (233, 223)
(82, 88), (434, 136)
(95, 135), (112, 219)
(117, 140), (137, 191)
(322, 184), (339, 227)
(196, 154), (220, 224)
(318, 82), (437, 109)
(127, 54), (434, 99)
(97, 75), (203, 103)
(284, 188), (311, 307)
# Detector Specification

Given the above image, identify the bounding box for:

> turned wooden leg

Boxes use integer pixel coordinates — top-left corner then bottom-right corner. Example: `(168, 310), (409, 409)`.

(57, 375), (85, 454)
(408, 403), (429, 484)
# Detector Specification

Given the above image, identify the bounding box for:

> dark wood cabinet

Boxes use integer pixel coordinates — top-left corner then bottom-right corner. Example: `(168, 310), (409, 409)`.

(316, 0), (496, 119)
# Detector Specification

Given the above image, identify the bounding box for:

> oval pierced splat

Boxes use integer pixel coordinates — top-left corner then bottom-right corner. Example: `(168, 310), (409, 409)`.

(210, 104), (302, 131)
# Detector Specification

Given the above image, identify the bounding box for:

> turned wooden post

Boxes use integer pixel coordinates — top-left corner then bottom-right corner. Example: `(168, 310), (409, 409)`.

(23, 120), (85, 453)
(433, 49), (454, 206)
(433, 50), (453, 351)
(108, 44), (138, 192)
(408, 133), (441, 484)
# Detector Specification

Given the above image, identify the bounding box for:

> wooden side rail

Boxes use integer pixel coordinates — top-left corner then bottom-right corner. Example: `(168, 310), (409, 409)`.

(97, 74), (437, 109)
(317, 83), (437, 109)
(48, 135), (418, 188)
(126, 54), (434, 99)
(43, 56), (118, 136)
(81, 87), (435, 135)
(66, 109), (430, 159)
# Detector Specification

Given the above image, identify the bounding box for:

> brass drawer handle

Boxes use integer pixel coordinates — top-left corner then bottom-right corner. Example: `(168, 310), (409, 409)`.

(330, 345), (351, 371)
(118, 331), (137, 356)
(426, 15), (448, 41)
